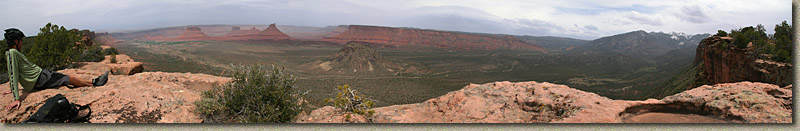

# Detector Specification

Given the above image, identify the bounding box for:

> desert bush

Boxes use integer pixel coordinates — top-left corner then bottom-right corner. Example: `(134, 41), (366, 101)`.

(324, 84), (376, 119)
(103, 47), (119, 55)
(726, 21), (792, 63)
(75, 45), (106, 62)
(715, 30), (728, 37)
(195, 64), (305, 123)
(109, 53), (117, 63)
(27, 23), (83, 70)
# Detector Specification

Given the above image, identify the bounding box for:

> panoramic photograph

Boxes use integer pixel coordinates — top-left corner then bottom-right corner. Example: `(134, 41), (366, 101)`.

(0, 0), (793, 124)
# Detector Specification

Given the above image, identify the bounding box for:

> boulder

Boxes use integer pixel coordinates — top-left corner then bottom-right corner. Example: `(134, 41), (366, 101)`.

(102, 55), (144, 75)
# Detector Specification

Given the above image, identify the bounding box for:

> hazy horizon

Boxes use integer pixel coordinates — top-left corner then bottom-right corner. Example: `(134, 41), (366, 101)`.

(0, 0), (791, 40)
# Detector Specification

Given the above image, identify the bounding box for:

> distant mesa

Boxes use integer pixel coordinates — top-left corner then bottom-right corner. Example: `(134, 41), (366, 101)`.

(321, 25), (546, 52)
(224, 26), (261, 37)
(147, 24), (292, 41)
(176, 26), (211, 40)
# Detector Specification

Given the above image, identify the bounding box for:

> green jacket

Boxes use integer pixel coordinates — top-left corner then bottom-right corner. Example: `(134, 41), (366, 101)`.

(6, 49), (42, 100)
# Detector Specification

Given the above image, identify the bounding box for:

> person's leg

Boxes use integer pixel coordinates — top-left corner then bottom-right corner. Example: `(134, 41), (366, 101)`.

(68, 76), (92, 87)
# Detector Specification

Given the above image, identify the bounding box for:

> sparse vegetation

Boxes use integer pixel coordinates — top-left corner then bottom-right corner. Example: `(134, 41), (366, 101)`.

(324, 84), (376, 121)
(103, 47), (119, 55)
(195, 64), (306, 123)
(110, 53), (117, 63)
(76, 45), (106, 62)
(27, 23), (84, 70)
(716, 21), (792, 63)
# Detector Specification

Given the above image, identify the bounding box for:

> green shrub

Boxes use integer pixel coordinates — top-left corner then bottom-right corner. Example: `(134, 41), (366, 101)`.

(324, 84), (376, 119)
(75, 45), (106, 62)
(195, 64), (305, 123)
(27, 23), (83, 70)
(103, 47), (119, 55)
(109, 53), (117, 63)
(715, 30), (728, 37)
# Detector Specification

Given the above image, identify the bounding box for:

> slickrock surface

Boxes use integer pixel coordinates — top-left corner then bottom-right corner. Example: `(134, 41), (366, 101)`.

(0, 56), (230, 123)
(657, 82), (792, 123)
(297, 81), (791, 123)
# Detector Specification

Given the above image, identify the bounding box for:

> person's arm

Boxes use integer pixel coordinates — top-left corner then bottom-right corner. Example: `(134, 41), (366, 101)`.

(6, 51), (20, 100)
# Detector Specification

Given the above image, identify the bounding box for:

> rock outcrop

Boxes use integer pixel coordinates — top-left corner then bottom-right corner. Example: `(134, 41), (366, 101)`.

(175, 27), (211, 40)
(0, 54), (230, 123)
(297, 81), (791, 123)
(74, 47), (144, 76)
(696, 36), (792, 86)
(258, 24), (292, 40)
(301, 42), (424, 74)
(320, 25), (545, 52)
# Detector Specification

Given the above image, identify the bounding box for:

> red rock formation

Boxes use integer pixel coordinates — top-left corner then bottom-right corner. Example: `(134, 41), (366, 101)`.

(297, 81), (791, 123)
(258, 23), (292, 40)
(1, 55), (231, 123)
(224, 27), (261, 37)
(143, 24), (293, 41)
(176, 27), (211, 40)
(321, 25), (545, 52)
(696, 36), (792, 86)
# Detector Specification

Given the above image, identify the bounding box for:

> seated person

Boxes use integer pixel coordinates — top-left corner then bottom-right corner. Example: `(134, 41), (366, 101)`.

(2, 28), (109, 111)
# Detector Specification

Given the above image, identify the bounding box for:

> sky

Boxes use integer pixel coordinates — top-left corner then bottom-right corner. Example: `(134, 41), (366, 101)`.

(0, 0), (792, 40)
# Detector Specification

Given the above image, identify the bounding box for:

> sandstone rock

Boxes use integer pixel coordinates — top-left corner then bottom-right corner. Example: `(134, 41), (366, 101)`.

(75, 54), (143, 75)
(102, 55), (144, 75)
(658, 82), (792, 123)
(696, 36), (792, 86)
(0, 61), (231, 123)
(320, 25), (545, 52)
(297, 81), (791, 123)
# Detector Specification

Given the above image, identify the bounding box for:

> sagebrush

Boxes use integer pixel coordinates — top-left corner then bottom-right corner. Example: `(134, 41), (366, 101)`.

(324, 84), (376, 119)
(195, 64), (306, 123)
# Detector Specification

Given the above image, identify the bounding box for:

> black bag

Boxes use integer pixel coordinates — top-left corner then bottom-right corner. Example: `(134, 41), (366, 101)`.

(24, 94), (92, 123)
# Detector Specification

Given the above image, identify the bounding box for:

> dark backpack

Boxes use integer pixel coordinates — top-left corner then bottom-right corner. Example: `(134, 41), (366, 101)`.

(24, 94), (92, 123)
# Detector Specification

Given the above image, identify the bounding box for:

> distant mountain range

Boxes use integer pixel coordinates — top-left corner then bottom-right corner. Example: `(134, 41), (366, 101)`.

(572, 30), (710, 60)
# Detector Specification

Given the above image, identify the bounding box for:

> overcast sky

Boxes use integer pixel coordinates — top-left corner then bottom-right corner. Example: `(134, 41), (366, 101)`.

(0, 0), (791, 40)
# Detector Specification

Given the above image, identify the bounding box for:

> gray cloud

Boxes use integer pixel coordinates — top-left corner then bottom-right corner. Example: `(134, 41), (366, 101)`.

(584, 25), (598, 30)
(625, 11), (664, 26)
(675, 5), (711, 24)
(0, 0), (791, 40)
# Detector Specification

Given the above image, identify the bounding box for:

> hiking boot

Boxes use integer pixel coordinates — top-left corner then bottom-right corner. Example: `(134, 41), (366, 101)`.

(92, 71), (110, 87)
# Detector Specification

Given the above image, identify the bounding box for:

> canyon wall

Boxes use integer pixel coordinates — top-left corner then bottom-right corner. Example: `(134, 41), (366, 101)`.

(696, 36), (792, 86)
(321, 25), (545, 52)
